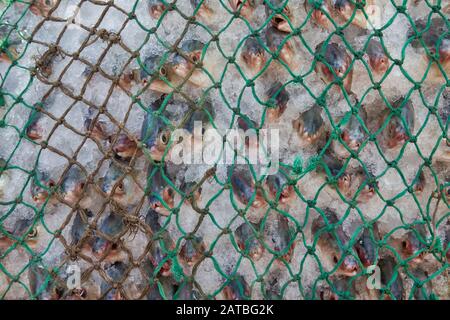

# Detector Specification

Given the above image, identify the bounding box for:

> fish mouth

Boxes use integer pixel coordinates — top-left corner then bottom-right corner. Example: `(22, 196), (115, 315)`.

(386, 132), (408, 149)
(267, 103), (287, 121)
(371, 57), (389, 74)
(230, 0), (253, 17)
(160, 260), (172, 276)
(197, 4), (214, 19)
(280, 245), (295, 263)
(339, 257), (359, 276)
(279, 185), (294, 203)
(280, 45), (295, 68)
(312, 10), (331, 30)
(251, 192), (266, 209)
(301, 128), (323, 144)
(27, 128), (43, 141)
(62, 189), (84, 206)
(150, 203), (170, 216)
(149, 4), (166, 19)
(337, 174), (351, 194)
(183, 253), (202, 267)
(113, 138), (140, 159)
(33, 191), (49, 204)
(248, 246), (264, 261)
(334, 3), (352, 16)
(148, 79), (174, 94)
(272, 16), (291, 33)
(148, 145), (166, 162)
(187, 69), (210, 88)
(242, 53), (266, 74)
(410, 251), (427, 264)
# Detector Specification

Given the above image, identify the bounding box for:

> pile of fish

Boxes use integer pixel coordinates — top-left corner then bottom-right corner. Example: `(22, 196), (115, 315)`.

(0, 0), (448, 300)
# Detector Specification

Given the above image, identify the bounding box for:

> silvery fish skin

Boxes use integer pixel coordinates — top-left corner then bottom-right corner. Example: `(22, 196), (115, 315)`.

(183, 99), (214, 134)
(266, 26), (296, 68)
(28, 264), (65, 300)
(333, 0), (377, 29)
(0, 217), (38, 252)
(319, 151), (352, 196)
(411, 267), (433, 300)
(148, 0), (166, 19)
(84, 107), (109, 142)
(190, 0), (214, 19)
(236, 115), (259, 149)
(101, 261), (128, 300)
(408, 17), (450, 69)
(311, 209), (359, 276)
(316, 276), (356, 300)
(263, 269), (282, 300)
(0, 23), (22, 62)
(70, 210), (93, 247)
(265, 0), (292, 33)
(265, 167), (294, 205)
(234, 221), (264, 261)
(354, 223), (380, 268)
(315, 41), (353, 93)
(266, 81), (290, 121)
(0, 158), (10, 200)
(400, 224), (428, 263)
(222, 274), (251, 300)
(306, 0), (335, 30)
(112, 133), (140, 161)
(444, 226), (450, 262)
(147, 165), (175, 216)
(171, 40), (209, 87)
(174, 280), (200, 300)
(100, 162), (140, 207)
(413, 170), (426, 194)
(59, 165), (87, 206)
(228, 0), (261, 18)
(29, 0), (58, 17)
(179, 236), (206, 266)
(367, 39), (389, 74)
(292, 105), (325, 146)
(263, 212), (295, 263)
(139, 54), (176, 93)
(141, 97), (171, 162)
(380, 98), (415, 150)
(229, 166), (265, 208)
(241, 36), (267, 75)
(91, 211), (125, 259)
(336, 108), (368, 156)
(148, 232), (175, 277)
(347, 167), (378, 202)
(30, 170), (55, 205)
(144, 207), (162, 234)
(26, 108), (44, 142)
(379, 255), (404, 300)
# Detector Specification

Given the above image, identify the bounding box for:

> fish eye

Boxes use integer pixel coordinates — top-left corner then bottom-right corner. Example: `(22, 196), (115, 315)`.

(359, 239), (364, 245)
(28, 227), (38, 239)
(160, 131), (170, 145)
(116, 182), (124, 192)
(159, 66), (167, 77)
